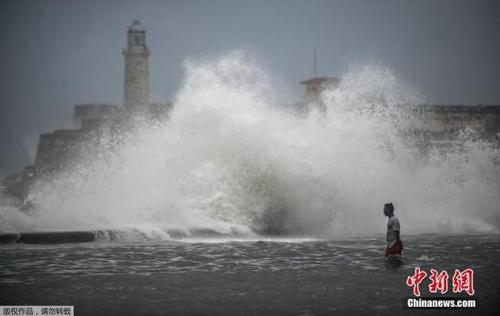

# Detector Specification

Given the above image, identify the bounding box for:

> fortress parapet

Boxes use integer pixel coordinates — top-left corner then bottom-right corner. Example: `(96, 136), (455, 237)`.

(73, 104), (120, 129)
(34, 129), (83, 175)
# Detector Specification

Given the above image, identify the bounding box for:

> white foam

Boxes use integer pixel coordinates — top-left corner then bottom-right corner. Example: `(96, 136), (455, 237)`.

(1, 52), (499, 239)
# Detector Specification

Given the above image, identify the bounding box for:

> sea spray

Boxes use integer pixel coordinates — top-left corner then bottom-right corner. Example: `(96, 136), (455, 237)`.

(1, 52), (499, 238)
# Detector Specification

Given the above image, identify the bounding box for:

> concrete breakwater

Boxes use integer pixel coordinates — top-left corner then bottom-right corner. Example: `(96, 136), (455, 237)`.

(0, 231), (96, 244)
(0, 228), (239, 244)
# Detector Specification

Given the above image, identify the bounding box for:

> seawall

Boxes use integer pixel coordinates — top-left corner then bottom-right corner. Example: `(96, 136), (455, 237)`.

(0, 231), (95, 244)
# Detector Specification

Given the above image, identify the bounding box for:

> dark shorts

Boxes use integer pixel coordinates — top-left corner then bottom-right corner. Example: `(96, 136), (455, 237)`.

(385, 240), (403, 257)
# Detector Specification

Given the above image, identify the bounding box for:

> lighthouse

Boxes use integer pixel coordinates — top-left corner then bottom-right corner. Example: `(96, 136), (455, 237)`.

(123, 20), (150, 109)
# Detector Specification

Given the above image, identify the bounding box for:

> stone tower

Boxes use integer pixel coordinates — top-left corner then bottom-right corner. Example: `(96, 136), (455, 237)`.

(123, 20), (150, 109)
(300, 77), (339, 105)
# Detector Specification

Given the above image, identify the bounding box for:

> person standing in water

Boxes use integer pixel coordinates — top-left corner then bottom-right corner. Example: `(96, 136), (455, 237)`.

(384, 202), (403, 257)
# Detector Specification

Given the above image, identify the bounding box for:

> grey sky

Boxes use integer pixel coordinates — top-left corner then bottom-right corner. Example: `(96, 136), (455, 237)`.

(1, 0), (499, 174)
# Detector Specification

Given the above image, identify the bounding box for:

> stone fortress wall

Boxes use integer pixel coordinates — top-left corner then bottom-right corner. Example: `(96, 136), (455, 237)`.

(300, 77), (500, 142)
(405, 104), (500, 139)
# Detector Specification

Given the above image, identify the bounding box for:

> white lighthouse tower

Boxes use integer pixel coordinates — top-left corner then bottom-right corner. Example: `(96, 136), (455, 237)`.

(123, 20), (150, 109)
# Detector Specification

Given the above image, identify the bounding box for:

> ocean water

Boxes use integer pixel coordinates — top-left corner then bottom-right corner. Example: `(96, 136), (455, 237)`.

(1, 234), (498, 315)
